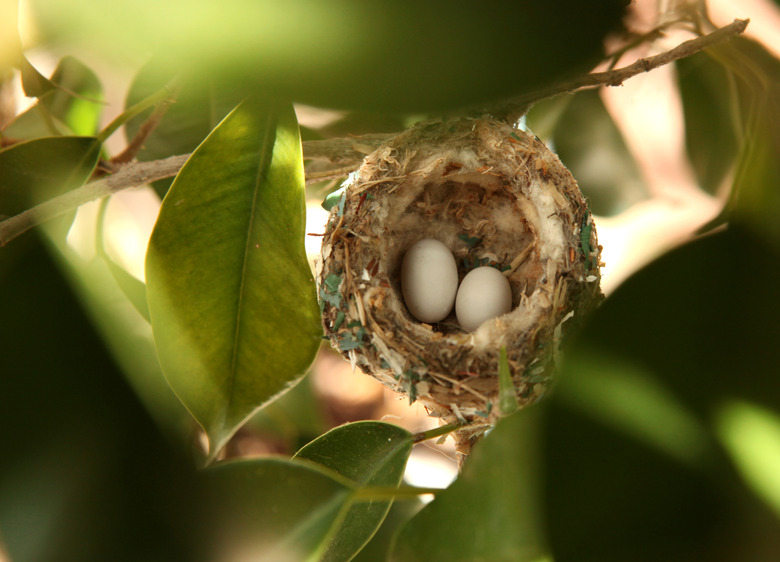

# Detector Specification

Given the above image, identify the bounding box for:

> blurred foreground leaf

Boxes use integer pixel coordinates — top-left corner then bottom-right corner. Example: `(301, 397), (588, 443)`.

(295, 421), (413, 561)
(30, 0), (629, 112)
(0, 237), (209, 562)
(544, 226), (780, 561)
(146, 98), (322, 461)
(391, 410), (546, 562)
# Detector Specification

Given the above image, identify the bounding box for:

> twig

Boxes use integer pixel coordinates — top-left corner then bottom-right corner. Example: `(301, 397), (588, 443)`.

(111, 98), (176, 165)
(0, 134), (391, 247)
(0, 20), (748, 247)
(488, 18), (749, 122)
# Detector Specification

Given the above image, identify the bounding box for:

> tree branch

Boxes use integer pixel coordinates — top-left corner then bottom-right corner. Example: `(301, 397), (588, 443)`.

(0, 19), (749, 248)
(488, 18), (749, 122)
(0, 134), (392, 247)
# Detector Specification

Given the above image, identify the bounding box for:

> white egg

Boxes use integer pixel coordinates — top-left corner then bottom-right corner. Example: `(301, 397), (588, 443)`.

(401, 239), (459, 324)
(456, 266), (513, 332)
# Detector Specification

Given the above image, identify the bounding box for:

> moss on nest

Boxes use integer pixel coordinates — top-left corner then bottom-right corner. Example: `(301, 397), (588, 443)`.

(318, 117), (602, 439)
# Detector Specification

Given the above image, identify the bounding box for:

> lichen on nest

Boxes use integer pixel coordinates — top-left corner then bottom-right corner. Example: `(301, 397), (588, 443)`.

(318, 117), (603, 437)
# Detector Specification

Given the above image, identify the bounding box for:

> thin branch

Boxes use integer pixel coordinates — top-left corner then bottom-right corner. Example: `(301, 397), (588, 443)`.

(111, 78), (184, 165)
(488, 18), (749, 122)
(0, 19), (748, 247)
(111, 98), (175, 165)
(0, 133), (391, 247)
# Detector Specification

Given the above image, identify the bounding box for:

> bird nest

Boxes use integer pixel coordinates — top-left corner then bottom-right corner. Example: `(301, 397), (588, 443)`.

(318, 117), (602, 434)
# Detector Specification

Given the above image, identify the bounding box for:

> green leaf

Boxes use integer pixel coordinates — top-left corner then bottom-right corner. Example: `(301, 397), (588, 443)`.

(94, 199), (151, 322)
(391, 410), (547, 562)
(543, 227), (780, 561)
(145, 98), (322, 460)
(20, 56), (55, 97)
(352, 499), (423, 562)
(101, 254), (151, 322)
(0, 237), (210, 561)
(0, 136), (100, 238)
(123, 61), (243, 196)
(677, 52), (739, 196)
(5, 56), (104, 139)
(124, 63), (241, 161)
(543, 89), (648, 216)
(205, 457), (353, 562)
(294, 421), (413, 561)
(30, 0), (629, 112)
(695, 38), (780, 244)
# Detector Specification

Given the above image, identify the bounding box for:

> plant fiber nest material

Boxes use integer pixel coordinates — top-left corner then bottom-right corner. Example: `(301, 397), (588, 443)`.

(318, 118), (602, 437)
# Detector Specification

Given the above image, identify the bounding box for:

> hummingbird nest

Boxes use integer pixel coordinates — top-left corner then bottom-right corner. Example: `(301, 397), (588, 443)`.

(318, 117), (602, 434)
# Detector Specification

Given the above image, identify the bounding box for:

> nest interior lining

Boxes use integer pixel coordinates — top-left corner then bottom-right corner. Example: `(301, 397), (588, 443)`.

(382, 175), (543, 334)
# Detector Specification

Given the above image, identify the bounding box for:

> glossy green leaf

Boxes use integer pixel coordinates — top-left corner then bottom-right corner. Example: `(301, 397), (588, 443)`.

(94, 200), (151, 322)
(145, 98), (322, 460)
(391, 410), (547, 562)
(524, 94), (573, 141)
(724, 40), (780, 245)
(295, 421), (413, 561)
(0, 136), (100, 238)
(30, 0), (628, 112)
(205, 457), (353, 562)
(124, 63), (241, 161)
(5, 56), (103, 139)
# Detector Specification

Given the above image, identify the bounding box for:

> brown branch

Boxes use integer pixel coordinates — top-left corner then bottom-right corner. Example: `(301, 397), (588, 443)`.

(111, 99), (175, 165)
(489, 18), (749, 122)
(0, 19), (748, 248)
(0, 133), (392, 247)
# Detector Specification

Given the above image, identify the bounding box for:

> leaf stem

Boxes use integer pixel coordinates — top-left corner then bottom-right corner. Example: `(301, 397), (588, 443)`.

(352, 485), (444, 501)
(96, 76), (181, 145)
(412, 422), (464, 443)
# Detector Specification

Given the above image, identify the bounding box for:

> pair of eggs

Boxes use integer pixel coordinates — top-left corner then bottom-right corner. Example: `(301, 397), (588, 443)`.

(400, 238), (512, 332)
